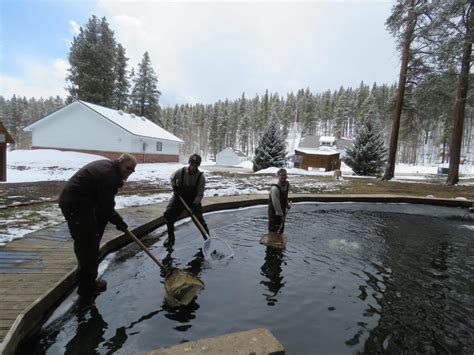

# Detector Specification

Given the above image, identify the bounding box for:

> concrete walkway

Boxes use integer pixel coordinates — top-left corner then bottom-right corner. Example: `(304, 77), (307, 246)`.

(0, 194), (472, 354)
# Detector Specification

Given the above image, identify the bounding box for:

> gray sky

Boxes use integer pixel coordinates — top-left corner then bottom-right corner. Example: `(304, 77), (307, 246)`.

(1, 0), (400, 106)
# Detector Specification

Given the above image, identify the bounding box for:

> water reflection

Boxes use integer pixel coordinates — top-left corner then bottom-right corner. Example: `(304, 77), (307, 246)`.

(361, 224), (470, 353)
(163, 249), (203, 328)
(430, 240), (450, 273)
(103, 250), (205, 352)
(260, 247), (286, 306)
(104, 307), (162, 354)
(161, 247), (205, 276)
(65, 298), (107, 355)
(20, 204), (474, 354)
(185, 249), (206, 276)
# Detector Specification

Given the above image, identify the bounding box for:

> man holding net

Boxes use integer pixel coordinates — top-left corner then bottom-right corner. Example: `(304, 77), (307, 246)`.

(59, 153), (137, 297)
(163, 154), (209, 247)
(268, 168), (292, 233)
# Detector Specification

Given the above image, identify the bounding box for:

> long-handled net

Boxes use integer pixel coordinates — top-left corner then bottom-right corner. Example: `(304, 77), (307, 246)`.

(126, 230), (204, 306)
(177, 195), (234, 262)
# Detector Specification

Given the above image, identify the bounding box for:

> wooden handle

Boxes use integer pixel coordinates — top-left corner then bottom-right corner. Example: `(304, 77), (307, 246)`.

(277, 208), (289, 234)
(177, 195), (209, 240)
(126, 229), (167, 272)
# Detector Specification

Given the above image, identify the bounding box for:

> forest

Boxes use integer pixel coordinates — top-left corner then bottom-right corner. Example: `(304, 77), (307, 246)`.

(0, 1), (473, 184)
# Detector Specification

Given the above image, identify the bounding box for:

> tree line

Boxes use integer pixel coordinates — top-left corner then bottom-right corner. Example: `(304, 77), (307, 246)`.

(0, 2), (473, 184)
(2, 79), (470, 167)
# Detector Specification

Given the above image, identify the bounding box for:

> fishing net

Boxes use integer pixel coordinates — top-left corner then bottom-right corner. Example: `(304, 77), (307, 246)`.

(202, 237), (234, 262)
(164, 269), (205, 306)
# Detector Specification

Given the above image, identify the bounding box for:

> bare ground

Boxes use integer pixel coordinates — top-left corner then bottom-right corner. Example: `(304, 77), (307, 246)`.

(1, 172), (472, 244)
(1, 173), (473, 208)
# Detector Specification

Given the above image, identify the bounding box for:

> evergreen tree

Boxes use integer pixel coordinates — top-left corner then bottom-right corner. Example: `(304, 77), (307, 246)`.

(281, 92), (297, 137)
(319, 90), (333, 135)
(130, 52), (161, 122)
(113, 43), (130, 110)
(237, 93), (251, 154)
(255, 90), (269, 136)
(383, 0), (428, 180)
(67, 16), (117, 105)
(440, 0), (474, 185)
(343, 120), (388, 176)
(252, 120), (286, 172)
(208, 105), (220, 157)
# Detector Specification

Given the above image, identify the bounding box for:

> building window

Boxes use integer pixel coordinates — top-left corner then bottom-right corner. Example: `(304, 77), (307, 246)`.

(156, 142), (162, 151)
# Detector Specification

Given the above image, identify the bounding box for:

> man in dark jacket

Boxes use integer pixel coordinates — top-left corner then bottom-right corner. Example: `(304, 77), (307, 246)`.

(163, 154), (209, 247)
(59, 153), (137, 297)
(268, 168), (291, 233)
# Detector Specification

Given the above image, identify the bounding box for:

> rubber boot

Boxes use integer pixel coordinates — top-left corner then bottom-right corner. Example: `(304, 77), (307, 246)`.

(164, 224), (175, 247)
(78, 279), (107, 298)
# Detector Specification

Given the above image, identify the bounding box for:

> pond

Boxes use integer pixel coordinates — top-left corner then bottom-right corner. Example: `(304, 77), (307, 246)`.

(19, 203), (474, 354)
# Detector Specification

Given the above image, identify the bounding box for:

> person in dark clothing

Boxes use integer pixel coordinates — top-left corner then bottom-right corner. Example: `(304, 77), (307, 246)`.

(163, 154), (209, 247)
(59, 153), (137, 297)
(268, 168), (291, 233)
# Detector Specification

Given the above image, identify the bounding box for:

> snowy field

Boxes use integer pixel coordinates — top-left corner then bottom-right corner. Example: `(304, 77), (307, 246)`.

(5, 149), (474, 183)
(1, 149), (473, 246)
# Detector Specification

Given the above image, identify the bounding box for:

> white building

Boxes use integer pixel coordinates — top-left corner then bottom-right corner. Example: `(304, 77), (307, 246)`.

(23, 100), (184, 163)
(215, 147), (248, 166)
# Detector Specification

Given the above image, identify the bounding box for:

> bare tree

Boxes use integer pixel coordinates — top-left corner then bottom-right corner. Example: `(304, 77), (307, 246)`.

(446, 1), (474, 185)
(383, 0), (417, 180)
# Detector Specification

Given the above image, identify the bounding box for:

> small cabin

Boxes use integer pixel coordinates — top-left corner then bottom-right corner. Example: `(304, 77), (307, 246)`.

(293, 147), (340, 171)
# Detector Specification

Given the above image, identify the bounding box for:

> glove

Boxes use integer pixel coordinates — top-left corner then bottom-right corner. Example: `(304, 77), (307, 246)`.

(116, 220), (128, 232)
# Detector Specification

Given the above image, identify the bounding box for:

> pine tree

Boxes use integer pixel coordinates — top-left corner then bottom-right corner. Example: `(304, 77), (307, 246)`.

(343, 120), (388, 176)
(237, 93), (251, 154)
(130, 52), (161, 122)
(440, 0), (474, 185)
(66, 16), (117, 105)
(383, 0), (426, 180)
(112, 44), (130, 110)
(252, 120), (286, 172)
(208, 105), (220, 157)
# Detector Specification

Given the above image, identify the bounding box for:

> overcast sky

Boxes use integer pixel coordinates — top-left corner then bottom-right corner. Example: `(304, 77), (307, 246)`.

(1, 0), (400, 107)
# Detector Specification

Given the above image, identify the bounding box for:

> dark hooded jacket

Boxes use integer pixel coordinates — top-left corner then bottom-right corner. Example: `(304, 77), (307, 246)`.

(58, 159), (124, 225)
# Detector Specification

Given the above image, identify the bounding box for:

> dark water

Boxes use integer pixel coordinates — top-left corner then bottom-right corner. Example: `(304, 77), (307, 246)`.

(19, 203), (474, 354)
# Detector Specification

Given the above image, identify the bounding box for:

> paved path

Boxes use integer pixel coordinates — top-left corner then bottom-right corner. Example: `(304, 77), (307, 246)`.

(0, 194), (471, 354)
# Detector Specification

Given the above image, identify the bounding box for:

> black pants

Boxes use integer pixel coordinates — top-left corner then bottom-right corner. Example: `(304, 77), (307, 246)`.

(60, 206), (107, 294)
(268, 211), (284, 233)
(164, 198), (209, 239)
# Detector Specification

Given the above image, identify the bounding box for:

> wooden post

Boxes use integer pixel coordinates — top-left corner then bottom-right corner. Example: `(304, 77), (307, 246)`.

(0, 138), (6, 182)
(0, 122), (15, 182)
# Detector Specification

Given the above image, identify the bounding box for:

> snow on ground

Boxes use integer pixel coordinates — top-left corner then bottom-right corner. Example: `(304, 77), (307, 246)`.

(5, 149), (184, 183)
(4, 149), (474, 183)
(1, 149), (473, 246)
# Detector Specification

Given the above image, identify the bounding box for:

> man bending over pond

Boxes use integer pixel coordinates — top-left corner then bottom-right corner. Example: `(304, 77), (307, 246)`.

(59, 153), (137, 298)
